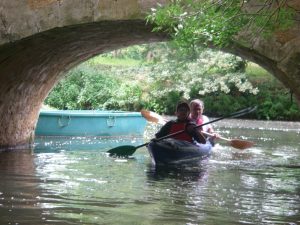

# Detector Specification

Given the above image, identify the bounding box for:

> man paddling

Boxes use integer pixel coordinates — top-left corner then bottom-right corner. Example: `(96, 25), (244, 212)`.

(154, 101), (206, 144)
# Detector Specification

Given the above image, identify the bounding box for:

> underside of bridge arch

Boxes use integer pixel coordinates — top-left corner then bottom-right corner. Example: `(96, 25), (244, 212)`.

(0, 20), (168, 149)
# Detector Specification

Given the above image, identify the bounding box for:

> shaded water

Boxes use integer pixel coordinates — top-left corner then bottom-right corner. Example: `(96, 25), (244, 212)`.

(0, 119), (299, 225)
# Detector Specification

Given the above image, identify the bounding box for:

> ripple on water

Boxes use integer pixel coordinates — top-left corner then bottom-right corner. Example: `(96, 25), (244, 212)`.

(0, 119), (299, 224)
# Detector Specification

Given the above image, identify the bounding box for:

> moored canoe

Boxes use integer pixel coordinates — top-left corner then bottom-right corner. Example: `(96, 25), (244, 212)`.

(35, 110), (146, 137)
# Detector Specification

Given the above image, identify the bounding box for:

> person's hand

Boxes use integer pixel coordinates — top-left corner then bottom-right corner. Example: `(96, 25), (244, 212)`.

(210, 132), (220, 140)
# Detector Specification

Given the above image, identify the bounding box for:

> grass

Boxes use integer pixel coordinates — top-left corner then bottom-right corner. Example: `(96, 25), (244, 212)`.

(246, 62), (272, 78)
(90, 56), (272, 76)
(88, 55), (275, 85)
(246, 62), (283, 87)
(88, 56), (143, 67)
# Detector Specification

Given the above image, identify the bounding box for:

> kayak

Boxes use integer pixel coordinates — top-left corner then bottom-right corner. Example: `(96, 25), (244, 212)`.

(147, 138), (213, 166)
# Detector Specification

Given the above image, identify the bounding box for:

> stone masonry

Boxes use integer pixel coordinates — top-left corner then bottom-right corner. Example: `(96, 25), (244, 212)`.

(0, 0), (299, 148)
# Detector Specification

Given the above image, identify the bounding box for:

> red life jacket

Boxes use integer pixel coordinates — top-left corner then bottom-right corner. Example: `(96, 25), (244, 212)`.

(169, 122), (193, 143)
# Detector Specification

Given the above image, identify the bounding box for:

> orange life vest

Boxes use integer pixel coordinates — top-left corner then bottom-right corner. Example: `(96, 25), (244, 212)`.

(169, 122), (193, 143)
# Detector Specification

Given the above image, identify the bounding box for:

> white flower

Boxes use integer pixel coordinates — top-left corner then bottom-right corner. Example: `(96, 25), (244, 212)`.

(180, 12), (188, 17)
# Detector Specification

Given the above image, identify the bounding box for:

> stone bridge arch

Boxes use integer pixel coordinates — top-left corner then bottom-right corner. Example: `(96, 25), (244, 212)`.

(0, 20), (167, 149)
(0, 0), (299, 149)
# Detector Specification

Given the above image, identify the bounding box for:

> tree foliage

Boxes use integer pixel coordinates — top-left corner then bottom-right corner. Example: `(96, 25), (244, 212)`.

(44, 43), (300, 120)
(45, 64), (145, 110)
(142, 43), (258, 113)
(146, 0), (296, 49)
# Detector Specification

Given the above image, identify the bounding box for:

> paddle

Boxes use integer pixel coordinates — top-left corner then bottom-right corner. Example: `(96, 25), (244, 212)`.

(141, 109), (255, 150)
(107, 106), (256, 157)
(202, 131), (254, 150)
(140, 110), (168, 125)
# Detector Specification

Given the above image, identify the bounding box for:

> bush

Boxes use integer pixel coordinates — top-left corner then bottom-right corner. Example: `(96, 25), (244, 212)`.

(45, 44), (300, 121)
(45, 64), (144, 111)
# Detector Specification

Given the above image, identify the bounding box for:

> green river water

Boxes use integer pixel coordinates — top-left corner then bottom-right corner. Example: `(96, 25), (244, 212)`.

(0, 119), (299, 225)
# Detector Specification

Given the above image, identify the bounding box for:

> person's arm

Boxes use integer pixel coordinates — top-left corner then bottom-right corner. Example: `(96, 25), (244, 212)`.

(202, 115), (214, 133)
(186, 123), (206, 144)
(202, 115), (220, 140)
(155, 121), (174, 138)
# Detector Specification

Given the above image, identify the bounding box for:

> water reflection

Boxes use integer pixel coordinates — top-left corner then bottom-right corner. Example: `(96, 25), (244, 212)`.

(147, 161), (209, 182)
(0, 150), (45, 224)
(34, 136), (144, 153)
(0, 119), (299, 224)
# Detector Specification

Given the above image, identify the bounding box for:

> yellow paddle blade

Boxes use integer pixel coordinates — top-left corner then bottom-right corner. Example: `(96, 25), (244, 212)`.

(229, 139), (255, 150)
(107, 145), (137, 157)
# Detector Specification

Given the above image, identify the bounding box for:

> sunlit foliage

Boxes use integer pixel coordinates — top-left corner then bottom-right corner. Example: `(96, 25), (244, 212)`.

(146, 0), (296, 48)
(45, 43), (300, 120)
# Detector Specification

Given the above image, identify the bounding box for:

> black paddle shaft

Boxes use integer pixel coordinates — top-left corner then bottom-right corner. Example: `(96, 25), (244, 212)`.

(135, 106), (257, 149)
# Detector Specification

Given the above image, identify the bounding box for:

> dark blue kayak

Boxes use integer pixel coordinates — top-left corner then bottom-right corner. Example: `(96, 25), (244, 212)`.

(147, 138), (213, 166)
